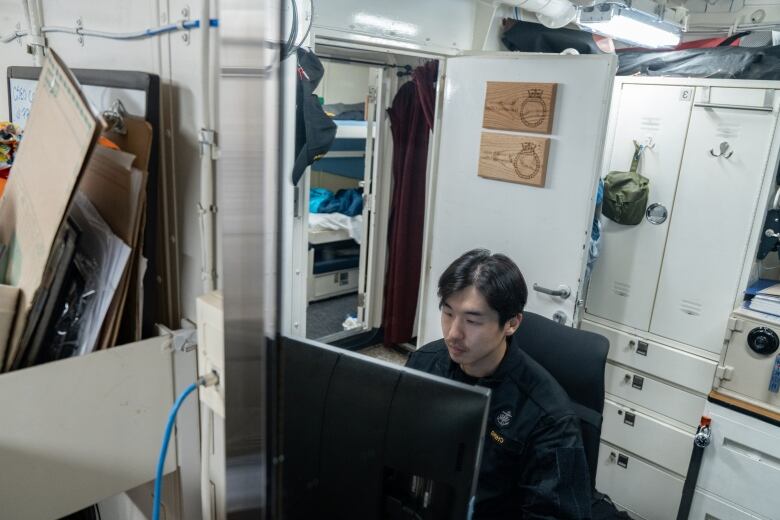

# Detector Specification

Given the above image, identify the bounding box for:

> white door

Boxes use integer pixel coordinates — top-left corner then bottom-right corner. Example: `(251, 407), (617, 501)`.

(585, 83), (694, 330)
(417, 54), (617, 344)
(356, 67), (385, 330)
(649, 87), (780, 353)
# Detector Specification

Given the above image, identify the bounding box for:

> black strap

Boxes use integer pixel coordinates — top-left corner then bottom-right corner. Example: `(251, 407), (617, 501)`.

(676, 433), (707, 520)
(718, 31), (751, 47)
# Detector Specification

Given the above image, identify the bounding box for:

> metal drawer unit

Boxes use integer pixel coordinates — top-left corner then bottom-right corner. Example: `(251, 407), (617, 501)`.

(582, 320), (717, 394)
(604, 363), (706, 429)
(688, 489), (767, 520)
(601, 399), (693, 477)
(595, 442), (684, 520)
(694, 403), (780, 520)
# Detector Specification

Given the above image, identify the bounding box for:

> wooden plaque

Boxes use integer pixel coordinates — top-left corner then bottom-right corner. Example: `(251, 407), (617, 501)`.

(478, 132), (550, 187)
(482, 82), (557, 134)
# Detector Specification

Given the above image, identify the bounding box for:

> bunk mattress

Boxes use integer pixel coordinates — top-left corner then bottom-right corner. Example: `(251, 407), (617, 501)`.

(308, 213), (363, 245)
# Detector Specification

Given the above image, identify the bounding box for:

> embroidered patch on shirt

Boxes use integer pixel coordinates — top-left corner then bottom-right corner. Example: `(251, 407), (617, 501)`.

(490, 430), (505, 445)
(496, 409), (513, 427)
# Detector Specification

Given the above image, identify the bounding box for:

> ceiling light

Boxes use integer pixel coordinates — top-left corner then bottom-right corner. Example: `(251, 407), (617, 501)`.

(578, 3), (683, 49)
(352, 13), (418, 38)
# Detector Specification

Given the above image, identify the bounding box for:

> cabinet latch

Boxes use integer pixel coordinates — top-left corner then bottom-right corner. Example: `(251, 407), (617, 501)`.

(715, 364), (734, 382)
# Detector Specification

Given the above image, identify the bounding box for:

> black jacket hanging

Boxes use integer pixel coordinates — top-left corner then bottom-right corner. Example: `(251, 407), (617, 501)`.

(292, 48), (336, 186)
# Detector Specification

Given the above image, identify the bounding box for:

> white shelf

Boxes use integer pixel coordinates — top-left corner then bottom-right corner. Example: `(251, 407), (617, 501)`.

(0, 336), (176, 520)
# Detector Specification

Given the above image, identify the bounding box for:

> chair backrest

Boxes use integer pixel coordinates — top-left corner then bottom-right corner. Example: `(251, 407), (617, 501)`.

(511, 312), (609, 487)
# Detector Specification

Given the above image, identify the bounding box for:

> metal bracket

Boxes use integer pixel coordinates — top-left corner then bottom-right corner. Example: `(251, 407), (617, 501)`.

(159, 324), (198, 353)
(715, 364), (734, 381)
(199, 128), (220, 159)
(725, 317), (743, 343)
(25, 34), (47, 56)
(76, 18), (84, 46)
(181, 6), (192, 45)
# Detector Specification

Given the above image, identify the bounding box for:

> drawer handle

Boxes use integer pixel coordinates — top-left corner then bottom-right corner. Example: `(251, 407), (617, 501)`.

(636, 341), (648, 356)
(624, 412), (636, 427)
(608, 451), (630, 468)
(632, 375), (645, 390)
(617, 454), (629, 468)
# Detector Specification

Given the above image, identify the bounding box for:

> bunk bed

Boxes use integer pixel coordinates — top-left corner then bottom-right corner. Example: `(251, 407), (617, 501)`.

(307, 120), (370, 302)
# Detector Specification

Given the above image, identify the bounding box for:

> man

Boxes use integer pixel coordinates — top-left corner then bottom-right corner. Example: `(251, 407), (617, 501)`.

(406, 249), (592, 519)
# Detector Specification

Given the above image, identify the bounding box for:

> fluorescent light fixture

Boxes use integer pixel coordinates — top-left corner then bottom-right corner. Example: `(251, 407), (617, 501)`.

(579, 4), (682, 49)
(352, 13), (419, 38)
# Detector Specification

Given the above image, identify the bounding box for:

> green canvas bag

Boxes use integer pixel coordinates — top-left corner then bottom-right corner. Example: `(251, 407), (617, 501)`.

(602, 144), (650, 226)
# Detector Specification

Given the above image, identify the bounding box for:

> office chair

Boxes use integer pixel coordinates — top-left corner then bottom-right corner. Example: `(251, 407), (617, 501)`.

(511, 311), (609, 487)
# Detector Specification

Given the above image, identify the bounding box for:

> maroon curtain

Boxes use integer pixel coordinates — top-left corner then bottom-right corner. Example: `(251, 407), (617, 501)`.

(382, 62), (438, 345)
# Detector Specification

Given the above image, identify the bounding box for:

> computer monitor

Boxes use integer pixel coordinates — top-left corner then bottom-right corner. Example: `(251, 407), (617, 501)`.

(280, 335), (490, 520)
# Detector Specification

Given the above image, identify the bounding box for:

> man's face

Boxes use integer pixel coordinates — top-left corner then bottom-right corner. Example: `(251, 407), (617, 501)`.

(440, 285), (518, 372)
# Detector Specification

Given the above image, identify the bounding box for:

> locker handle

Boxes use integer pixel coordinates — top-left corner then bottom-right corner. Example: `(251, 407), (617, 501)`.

(695, 102), (774, 112)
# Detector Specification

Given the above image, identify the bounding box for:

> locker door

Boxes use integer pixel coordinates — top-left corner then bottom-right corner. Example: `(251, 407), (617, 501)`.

(650, 87), (780, 353)
(586, 83), (693, 331)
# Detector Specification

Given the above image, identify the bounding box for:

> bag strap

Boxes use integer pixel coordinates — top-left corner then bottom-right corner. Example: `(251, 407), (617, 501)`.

(629, 142), (644, 173)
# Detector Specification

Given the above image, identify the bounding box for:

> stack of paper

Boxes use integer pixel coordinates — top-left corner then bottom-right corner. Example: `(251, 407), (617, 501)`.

(746, 279), (780, 317)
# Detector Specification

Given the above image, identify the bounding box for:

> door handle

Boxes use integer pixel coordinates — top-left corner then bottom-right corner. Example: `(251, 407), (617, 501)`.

(532, 283), (571, 299)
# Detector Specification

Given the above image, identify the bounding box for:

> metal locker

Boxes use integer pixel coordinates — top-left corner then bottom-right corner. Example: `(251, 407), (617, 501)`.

(586, 83), (693, 331)
(650, 87), (780, 354)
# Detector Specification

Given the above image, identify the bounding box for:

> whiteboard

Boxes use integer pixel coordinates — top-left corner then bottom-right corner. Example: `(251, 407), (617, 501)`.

(9, 77), (146, 128)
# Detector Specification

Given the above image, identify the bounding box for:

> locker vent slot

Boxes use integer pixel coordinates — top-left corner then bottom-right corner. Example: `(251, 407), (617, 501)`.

(640, 117), (661, 132)
(613, 281), (631, 297)
(680, 299), (702, 316)
(716, 124), (740, 139)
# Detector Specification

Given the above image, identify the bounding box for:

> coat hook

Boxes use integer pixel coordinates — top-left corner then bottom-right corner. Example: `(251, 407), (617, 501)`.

(633, 137), (655, 150)
(710, 141), (734, 158)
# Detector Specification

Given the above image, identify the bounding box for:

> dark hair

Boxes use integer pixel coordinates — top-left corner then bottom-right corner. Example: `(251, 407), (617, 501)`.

(438, 249), (528, 326)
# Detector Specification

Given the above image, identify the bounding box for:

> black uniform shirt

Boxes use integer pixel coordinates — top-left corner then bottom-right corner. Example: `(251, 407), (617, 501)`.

(406, 339), (592, 520)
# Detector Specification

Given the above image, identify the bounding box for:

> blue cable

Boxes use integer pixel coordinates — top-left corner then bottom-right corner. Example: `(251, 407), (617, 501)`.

(152, 381), (199, 520)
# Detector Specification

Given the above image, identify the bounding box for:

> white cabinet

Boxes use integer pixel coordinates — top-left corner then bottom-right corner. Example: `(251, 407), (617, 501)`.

(586, 83), (693, 331)
(587, 83), (780, 354)
(584, 77), (780, 520)
(0, 337), (176, 520)
(692, 402), (780, 520)
(650, 89), (779, 353)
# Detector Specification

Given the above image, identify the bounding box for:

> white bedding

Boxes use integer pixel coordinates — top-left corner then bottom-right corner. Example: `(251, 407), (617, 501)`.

(309, 213), (363, 244)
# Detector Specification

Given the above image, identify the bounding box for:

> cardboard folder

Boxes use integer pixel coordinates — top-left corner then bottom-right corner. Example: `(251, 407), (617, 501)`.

(0, 51), (102, 371)
(78, 116), (152, 350)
